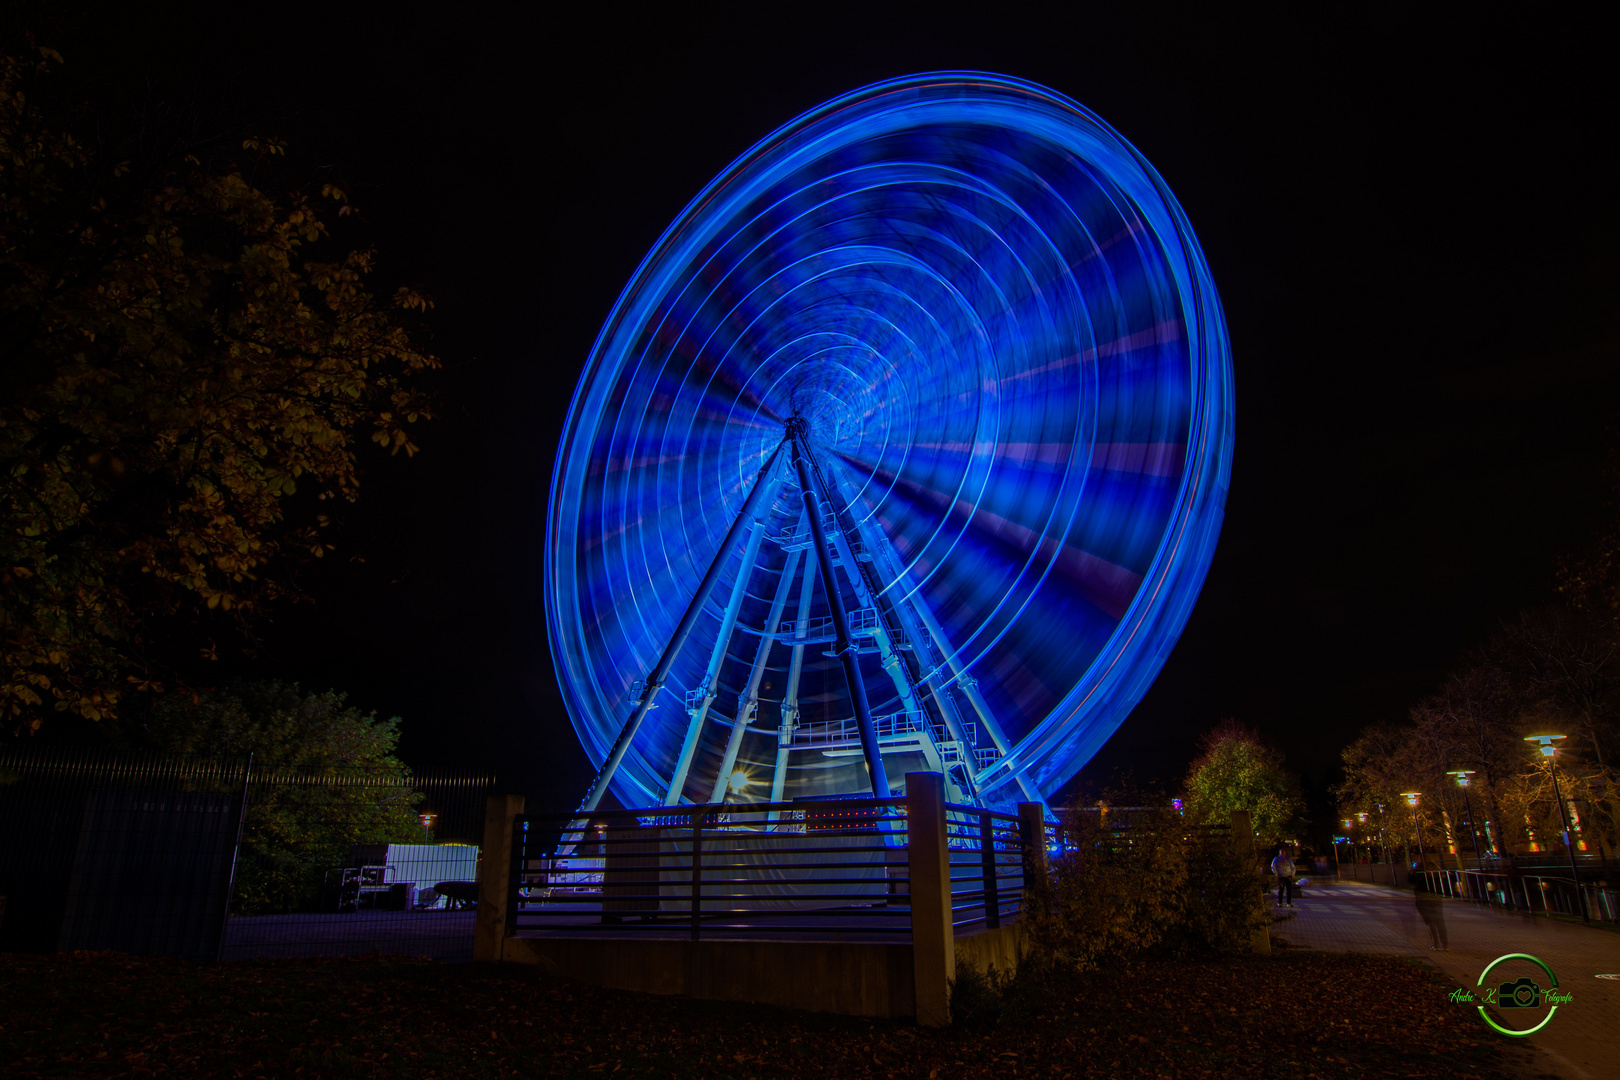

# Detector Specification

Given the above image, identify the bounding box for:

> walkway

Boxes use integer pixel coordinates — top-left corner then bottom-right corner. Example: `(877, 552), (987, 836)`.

(1272, 879), (1620, 1079)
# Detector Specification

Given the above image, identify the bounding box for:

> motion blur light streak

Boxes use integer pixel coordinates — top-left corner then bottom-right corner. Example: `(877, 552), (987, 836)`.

(547, 73), (1234, 810)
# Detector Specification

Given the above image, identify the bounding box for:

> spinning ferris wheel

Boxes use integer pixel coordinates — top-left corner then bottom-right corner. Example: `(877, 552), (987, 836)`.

(547, 73), (1233, 814)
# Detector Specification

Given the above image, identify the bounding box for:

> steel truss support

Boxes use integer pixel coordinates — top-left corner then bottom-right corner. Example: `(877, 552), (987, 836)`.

(804, 446), (979, 803)
(708, 538), (804, 803)
(821, 456), (1045, 808)
(790, 422), (891, 797)
(664, 521), (767, 805)
(771, 538), (818, 811)
(575, 441), (788, 815)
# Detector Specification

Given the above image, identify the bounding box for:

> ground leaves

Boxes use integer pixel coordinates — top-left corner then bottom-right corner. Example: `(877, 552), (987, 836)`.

(0, 949), (1518, 1079)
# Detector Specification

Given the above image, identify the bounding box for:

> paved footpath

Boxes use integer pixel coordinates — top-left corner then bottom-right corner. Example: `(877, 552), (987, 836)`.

(1272, 879), (1620, 1079)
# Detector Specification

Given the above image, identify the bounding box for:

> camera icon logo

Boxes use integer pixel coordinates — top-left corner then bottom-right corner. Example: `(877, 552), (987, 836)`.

(1496, 977), (1542, 1009)
(1465, 954), (1567, 1037)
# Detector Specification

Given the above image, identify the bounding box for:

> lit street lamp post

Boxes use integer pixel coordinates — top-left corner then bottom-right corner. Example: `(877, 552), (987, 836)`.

(1403, 792), (1426, 881)
(1525, 735), (1590, 923)
(1447, 769), (1485, 871)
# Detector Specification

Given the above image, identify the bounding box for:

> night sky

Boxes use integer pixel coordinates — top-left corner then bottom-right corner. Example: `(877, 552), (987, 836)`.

(30, 7), (1620, 825)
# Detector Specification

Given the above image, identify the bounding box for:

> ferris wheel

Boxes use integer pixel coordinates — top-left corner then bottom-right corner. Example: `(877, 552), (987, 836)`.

(547, 73), (1233, 813)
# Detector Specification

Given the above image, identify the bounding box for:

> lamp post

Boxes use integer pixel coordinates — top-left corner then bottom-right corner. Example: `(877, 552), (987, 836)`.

(1525, 735), (1589, 923)
(1376, 802), (1387, 865)
(1447, 769), (1485, 871)
(1403, 792), (1426, 880)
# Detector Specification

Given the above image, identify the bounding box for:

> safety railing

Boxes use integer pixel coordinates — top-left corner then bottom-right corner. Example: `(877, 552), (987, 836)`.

(510, 795), (1048, 941)
(945, 804), (1032, 932)
(1417, 868), (1620, 923)
(777, 607), (879, 642)
(511, 798), (911, 940)
(787, 710), (930, 748)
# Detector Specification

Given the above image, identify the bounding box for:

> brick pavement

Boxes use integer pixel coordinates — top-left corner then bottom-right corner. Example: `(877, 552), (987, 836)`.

(1271, 879), (1620, 1079)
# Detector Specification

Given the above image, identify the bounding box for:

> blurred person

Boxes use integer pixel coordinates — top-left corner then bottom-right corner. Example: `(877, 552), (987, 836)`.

(1270, 845), (1296, 907)
(1414, 875), (1448, 950)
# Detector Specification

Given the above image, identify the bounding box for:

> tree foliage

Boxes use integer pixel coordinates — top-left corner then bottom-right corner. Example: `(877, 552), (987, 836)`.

(1181, 719), (1306, 847)
(0, 46), (438, 732)
(1336, 607), (1620, 864)
(126, 680), (421, 914)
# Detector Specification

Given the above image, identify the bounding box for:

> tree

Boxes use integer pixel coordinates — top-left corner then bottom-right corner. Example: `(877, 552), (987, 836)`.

(1336, 623), (1620, 863)
(1182, 719), (1306, 847)
(125, 680), (422, 914)
(0, 45), (438, 733)
(129, 679), (411, 770)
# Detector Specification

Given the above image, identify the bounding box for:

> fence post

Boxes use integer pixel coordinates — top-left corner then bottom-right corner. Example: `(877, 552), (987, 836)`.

(1230, 810), (1271, 956)
(907, 771), (953, 1027)
(1016, 802), (1047, 891)
(690, 807), (704, 941)
(979, 811), (1000, 930)
(474, 793), (525, 962)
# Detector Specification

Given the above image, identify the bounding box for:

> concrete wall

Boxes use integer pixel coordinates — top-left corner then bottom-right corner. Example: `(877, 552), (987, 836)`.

(954, 921), (1025, 976)
(502, 935), (917, 1018)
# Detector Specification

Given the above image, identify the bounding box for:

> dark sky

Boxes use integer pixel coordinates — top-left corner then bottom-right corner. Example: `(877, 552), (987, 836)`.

(25, 6), (1620, 821)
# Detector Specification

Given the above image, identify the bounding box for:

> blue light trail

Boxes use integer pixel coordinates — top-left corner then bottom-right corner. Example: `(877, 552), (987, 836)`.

(548, 72), (1234, 810)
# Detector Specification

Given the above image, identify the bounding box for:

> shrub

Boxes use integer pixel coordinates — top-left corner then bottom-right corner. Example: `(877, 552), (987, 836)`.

(1023, 807), (1268, 972)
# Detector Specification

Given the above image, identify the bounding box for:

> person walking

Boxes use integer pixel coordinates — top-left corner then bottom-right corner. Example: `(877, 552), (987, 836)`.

(1414, 874), (1449, 950)
(1270, 846), (1297, 907)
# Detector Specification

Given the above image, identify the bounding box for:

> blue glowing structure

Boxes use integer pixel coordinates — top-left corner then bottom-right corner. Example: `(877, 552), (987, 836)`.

(548, 73), (1233, 813)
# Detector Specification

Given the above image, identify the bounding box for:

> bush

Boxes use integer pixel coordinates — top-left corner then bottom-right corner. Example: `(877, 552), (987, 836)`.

(1023, 807), (1268, 972)
(124, 681), (423, 914)
(948, 964), (1016, 1028)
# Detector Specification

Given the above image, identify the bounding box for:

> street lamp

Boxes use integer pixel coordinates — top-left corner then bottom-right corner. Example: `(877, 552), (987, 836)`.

(1525, 734), (1589, 922)
(1402, 792), (1426, 876)
(1446, 769), (1485, 872)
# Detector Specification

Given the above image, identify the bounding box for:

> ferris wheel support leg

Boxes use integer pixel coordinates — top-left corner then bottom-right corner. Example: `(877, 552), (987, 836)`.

(791, 430), (891, 798)
(664, 521), (768, 806)
(822, 460), (1044, 809)
(770, 539), (817, 819)
(574, 440), (788, 817)
(708, 543), (803, 804)
(815, 459), (982, 804)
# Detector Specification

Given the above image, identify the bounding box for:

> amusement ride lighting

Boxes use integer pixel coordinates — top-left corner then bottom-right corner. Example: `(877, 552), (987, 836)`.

(549, 73), (1234, 813)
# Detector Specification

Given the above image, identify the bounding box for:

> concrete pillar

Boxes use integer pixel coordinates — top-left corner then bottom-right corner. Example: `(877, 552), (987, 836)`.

(907, 771), (953, 1027)
(474, 793), (526, 962)
(1230, 809), (1271, 956)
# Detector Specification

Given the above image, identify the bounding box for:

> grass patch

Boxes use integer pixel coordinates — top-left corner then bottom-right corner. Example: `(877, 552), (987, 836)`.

(1, 949), (1520, 1078)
